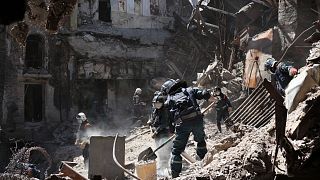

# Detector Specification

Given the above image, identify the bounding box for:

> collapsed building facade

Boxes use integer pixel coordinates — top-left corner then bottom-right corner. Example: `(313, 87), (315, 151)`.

(0, 0), (217, 140)
(1, 0), (320, 179)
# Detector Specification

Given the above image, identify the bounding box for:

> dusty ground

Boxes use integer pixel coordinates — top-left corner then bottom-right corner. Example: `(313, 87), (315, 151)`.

(69, 117), (231, 179)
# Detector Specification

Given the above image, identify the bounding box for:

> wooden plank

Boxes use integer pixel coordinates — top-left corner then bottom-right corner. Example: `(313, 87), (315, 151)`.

(181, 151), (196, 164)
(60, 161), (88, 180)
(199, 5), (236, 17)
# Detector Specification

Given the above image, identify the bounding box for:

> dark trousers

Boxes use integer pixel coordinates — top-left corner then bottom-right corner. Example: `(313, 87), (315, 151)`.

(171, 119), (207, 178)
(83, 143), (89, 166)
(216, 110), (229, 132)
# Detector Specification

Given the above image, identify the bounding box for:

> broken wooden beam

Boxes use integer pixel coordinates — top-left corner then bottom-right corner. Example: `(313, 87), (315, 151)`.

(125, 129), (151, 143)
(59, 161), (88, 180)
(181, 151), (196, 164)
(199, 5), (236, 17)
(205, 22), (219, 29)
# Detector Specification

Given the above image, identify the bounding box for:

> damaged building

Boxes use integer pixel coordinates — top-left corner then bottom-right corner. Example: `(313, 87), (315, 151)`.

(0, 0), (204, 138)
(1, 0), (320, 179)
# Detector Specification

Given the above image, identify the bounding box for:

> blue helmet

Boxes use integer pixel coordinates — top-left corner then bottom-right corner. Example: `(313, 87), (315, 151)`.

(264, 58), (277, 72)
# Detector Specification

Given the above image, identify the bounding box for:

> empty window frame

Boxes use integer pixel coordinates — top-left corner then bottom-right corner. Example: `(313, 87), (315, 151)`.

(99, 0), (112, 22)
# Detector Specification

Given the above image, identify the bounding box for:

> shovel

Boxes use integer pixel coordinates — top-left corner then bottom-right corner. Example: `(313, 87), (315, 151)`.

(137, 101), (215, 162)
(138, 134), (176, 161)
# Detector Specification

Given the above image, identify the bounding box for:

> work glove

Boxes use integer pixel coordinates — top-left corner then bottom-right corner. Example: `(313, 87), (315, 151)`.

(289, 67), (298, 76)
(75, 139), (79, 145)
(228, 107), (232, 112)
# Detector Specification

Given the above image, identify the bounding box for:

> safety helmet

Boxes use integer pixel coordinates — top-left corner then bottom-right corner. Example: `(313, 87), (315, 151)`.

(76, 112), (87, 122)
(161, 79), (177, 94)
(135, 88), (142, 95)
(264, 58), (277, 72)
(152, 93), (165, 109)
(161, 79), (188, 95)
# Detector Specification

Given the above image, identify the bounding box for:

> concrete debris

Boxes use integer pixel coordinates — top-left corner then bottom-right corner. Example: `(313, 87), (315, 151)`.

(52, 123), (77, 145)
(212, 134), (241, 152)
(177, 123), (275, 180)
(5, 146), (52, 179)
(9, 22), (29, 45)
(284, 65), (319, 113)
(306, 41), (320, 62)
(82, 34), (95, 42)
(46, 0), (77, 31)
(53, 146), (81, 167)
(0, 173), (30, 180)
(26, 0), (48, 27)
(221, 69), (235, 81)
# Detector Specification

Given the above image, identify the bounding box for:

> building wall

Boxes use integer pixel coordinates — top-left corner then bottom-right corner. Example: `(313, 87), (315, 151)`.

(1, 0), (193, 138)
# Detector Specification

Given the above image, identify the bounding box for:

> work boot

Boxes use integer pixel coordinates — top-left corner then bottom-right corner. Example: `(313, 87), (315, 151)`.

(171, 171), (180, 178)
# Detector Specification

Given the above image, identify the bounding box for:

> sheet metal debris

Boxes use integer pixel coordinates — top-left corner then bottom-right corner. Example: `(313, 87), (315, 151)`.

(226, 79), (275, 128)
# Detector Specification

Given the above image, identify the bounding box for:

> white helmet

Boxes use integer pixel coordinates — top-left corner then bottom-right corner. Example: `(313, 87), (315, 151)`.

(76, 112), (87, 122)
(135, 88), (142, 95)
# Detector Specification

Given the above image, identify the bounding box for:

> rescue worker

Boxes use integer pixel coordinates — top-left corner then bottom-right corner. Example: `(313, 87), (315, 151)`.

(75, 112), (92, 167)
(132, 88), (146, 119)
(264, 58), (298, 96)
(162, 79), (210, 178)
(149, 91), (174, 177)
(149, 91), (174, 137)
(213, 86), (232, 133)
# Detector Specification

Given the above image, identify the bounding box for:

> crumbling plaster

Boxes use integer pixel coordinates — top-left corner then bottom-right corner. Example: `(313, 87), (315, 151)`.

(68, 34), (164, 60)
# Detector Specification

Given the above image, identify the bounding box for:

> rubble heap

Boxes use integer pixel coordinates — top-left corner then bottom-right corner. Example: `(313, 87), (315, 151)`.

(5, 146), (52, 179)
(177, 85), (320, 179)
(177, 122), (275, 180)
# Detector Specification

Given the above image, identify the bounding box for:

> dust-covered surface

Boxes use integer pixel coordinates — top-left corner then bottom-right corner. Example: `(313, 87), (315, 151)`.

(125, 126), (156, 163)
(176, 121), (276, 180)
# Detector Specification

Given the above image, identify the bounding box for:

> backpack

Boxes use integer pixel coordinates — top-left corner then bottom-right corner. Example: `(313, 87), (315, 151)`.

(170, 88), (198, 117)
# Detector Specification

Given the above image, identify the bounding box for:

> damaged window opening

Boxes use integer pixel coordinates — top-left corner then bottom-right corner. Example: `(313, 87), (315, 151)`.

(25, 34), (45, 69)
(99, 0), (112, 22)
(24, 84), (43, 122)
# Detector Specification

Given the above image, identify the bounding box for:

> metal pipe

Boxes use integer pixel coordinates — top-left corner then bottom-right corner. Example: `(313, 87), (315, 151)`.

(113, 133), (141, 180)
(199, 5), (236, 17)
(205, 22), (219, 29)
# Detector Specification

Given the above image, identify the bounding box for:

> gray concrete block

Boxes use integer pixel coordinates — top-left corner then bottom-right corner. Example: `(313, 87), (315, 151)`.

(89, 136), (125, 179)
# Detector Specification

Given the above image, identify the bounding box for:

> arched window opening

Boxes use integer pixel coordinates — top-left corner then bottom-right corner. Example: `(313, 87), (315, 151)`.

(25, 34), (45, 69)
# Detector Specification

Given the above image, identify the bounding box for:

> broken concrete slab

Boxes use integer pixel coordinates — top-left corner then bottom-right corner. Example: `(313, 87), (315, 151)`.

(286, 87), (320, 139)
(285, 66), (319, 113)
(89, 136), (125, 179)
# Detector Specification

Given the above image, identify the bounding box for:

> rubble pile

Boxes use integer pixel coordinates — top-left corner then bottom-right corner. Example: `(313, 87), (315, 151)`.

(26, 0), (48, 27)
(5, 147), (52, 179)
(53, 146), (81, 167)
(197, 62), (246, 111)
(52, 123), (77, 145)
(279, 87), (320, 176)
(178, 122), (275, 179)
(177, 68), (320, 179)
(0, 173), (29, 180)
(9, 22), (29, 45)
(46, 0), (77, 31)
